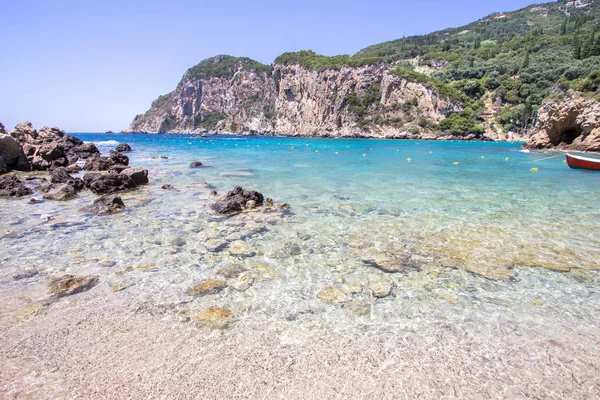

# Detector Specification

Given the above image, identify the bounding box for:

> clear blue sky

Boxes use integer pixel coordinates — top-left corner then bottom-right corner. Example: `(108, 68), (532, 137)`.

(0, 0), (538, 132)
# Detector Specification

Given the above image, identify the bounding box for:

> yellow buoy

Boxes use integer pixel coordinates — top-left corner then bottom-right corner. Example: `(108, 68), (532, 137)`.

(505, 157), (509, 161)
(291, 146), (294, 149)
(531, 167), (538, 172)
(335, 152), (339, 155)
(407, 158), (411, 162)
(315, 150), (319, 153)
(481, 156), (484, 159)
(453, 162), (459, 165)
(363, 154), (367, 157)
(563, 160), (567, 163)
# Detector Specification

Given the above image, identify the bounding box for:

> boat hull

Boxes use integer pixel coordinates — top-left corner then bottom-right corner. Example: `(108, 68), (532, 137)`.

(566, 153), (600, 171)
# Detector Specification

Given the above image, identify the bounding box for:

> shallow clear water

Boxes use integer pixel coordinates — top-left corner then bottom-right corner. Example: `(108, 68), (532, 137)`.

(2, 134), (600, 341)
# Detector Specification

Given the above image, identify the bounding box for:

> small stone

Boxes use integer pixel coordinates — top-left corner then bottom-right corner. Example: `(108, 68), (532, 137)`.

(217, 265), (247, 279)
(189, 161), (203, 167)
(282, 242), (302, 256)
(229, 240), (255, 258)
(48, 274), (99, 297)
(111, 285), (127, 292)
(246, 200), (256, 209)
(13, 269), (39, 280)
(205, 239), (228, 253)
(197, 306), (234, 329)
(362, 258), (403, 273)
(161, 184), (174, 190)
(186, 279), (227, 296)
(19, 302), (46, 319)
(175, 309), (190, 322)
(347, 300), (371, 316)
(317, 286), (348, 304)
(80, 195), (125, 215)
(28, 197), (44, 204)
(169, 237), (186, 247)
(370, 280), (393, 298)
(231, 273), (254, 292)
(254, 264), (280, 281)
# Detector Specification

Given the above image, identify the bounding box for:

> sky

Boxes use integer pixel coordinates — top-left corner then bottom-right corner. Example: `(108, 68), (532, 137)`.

(0, 0), (539, 132)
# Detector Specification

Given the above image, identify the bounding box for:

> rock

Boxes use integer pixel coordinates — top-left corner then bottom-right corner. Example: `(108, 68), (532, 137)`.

(211, 186), (264, 214)
(362, 257), (404, 273)
(161, 184), (174, 190)
(80, 195), (125, 215)
(69, 142), (100, 161)
(205, 239), (229, 252)
(228, 240), (255, 258)
(186, 279), (227, 296)
(13, 149), (32, 171)
(189, 161), (203, 167)
(0, 122), (5, 134)
(108, 165), (129, 174)
(48, 274), (99, 297)
(116, 143), (132, 152)
(282, 242), (302, 256)
(231, 273), (254, 292)
(527, 92), (600, 151)
(317, 286), (348, 304)
(37, 126), (65, 142)
(0, 175), (32, 197)
(370, 280), (393, 298)
(9, 121), (38, 143)
(83, 154), (114, 171)
(197, 306), (234, 329)
(50, 167), (85, 190)
(0, 157), (7, 175)
(217, 265), (247, 279)
(43, 183), (78, 200)
(109, 150), (129, 166)
(120, 167), (148, 185)
(0, 134), (20, 166)
(31, 142), (67, 170)
(83, 172), (137, 194)
(346, 300), (371, 316)
(13, 269), (39, 280)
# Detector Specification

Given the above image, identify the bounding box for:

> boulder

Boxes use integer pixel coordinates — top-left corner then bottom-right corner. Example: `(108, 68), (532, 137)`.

(0, 158), (7, 175)
(14, 149), (32, 171)
(83, 172), (137, 194)
(48, 274), (99, 297)
(0, 122), (5, 134)
(43, 183), (78, 200)
(108, 165), (129, 174)
(109, 150), (129, 166)
(9, 121), (38, 144)
(0, 134), (20, 166)
(211, 186), (264, 214)
(120, 167), (148, 185)
(116, 143), (132, 152)
(37, 126), (65, 142)
(83, 154), (114, 171)
(31, 142), (67, 171)
(50, 167), (85, 191)
(80, 195), (125, 214)
(69, 142), (99, 161)
(189, 161), (203, 167)
(0, 175), (32, 197)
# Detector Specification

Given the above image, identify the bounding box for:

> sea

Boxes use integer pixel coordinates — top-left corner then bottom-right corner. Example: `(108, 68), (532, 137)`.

(1, 133), (600, 397)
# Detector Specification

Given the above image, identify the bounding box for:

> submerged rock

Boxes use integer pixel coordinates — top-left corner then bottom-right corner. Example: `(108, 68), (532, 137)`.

(186, 279), (227, 296)
(228, 240), (255, 258)
(189, 161), (204, 167)
(369, 280), (393, 298)
(109, 150), (129, 166)
(0, 175), (32, 197)
(197, 306), (234, 329)
(317, 286), (348, 304)
(217, 265), (247, 279)
(346, 300), (371, 316)
(80, 195), (125, 215)
(211, 186), (264, 214)
(83, 172), (137, 194)
(362, 257), (404, 273)
(50, 167), (85, 191)
(48, 274), (99, 297)
(115, 143), (132, 152)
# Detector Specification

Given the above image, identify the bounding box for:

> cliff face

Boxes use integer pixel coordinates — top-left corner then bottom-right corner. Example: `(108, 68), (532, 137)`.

(526, 92), (600, 151)
(125, 56), (464, 139)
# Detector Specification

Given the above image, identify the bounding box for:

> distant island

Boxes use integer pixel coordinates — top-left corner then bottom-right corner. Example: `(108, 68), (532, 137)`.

(125, 0), (600, 151)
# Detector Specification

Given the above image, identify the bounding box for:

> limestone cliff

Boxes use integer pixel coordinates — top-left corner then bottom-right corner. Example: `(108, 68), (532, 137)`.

(125, 55), (466, 139)
(526, 91), (600, 151)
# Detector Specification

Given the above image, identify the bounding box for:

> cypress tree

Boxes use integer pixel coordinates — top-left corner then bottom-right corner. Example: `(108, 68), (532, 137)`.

(522, 52), (530, 69)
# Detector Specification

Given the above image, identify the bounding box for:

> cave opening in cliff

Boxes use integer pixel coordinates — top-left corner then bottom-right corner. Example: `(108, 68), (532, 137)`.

(558, 124), (583, 145)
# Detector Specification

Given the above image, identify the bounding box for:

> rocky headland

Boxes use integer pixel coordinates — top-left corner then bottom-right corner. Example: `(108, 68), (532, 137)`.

(124, 55), (503, 141)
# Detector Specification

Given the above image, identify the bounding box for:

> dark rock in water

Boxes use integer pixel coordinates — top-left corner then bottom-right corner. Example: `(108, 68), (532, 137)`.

(189, 161), (203, 167)
(28, 197), (44, 204)
(14, 149), (32, 171)
(83, 172), (137, 194)
(151, 156), (169, 159)
(0, 157), (7, 175)
(83, 154), (113, 171)
(80, 195), (125, 215)
(43, 183), (78, 200)
(0, 175), (32, 197)
(121, 167), (148, 185)
(50, 167), (85, 191)
(13, 269), (39, 280)
(161, 184), (174, 190)
(65, 164), (82, 173)
(48, 274), (99, 297)
(108, 165), (129, 174)
(31, 142), (68, 170)
(211, 186), (264, 214)
(116, 143), (131, 152)
(109, 150), (129, 166)
(69, 142), (99, 162)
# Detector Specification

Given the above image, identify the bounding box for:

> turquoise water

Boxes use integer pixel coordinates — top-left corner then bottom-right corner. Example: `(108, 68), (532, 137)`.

(2, 133), (600, 353)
